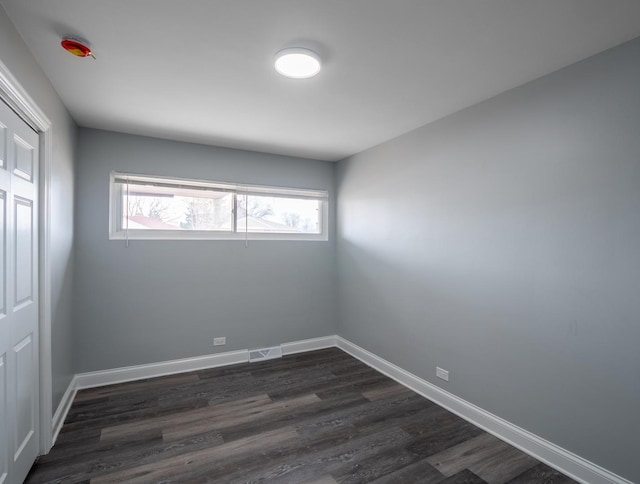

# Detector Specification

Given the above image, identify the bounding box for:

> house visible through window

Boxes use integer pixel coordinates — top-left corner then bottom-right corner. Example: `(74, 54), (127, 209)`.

(109, 172), (328, 241)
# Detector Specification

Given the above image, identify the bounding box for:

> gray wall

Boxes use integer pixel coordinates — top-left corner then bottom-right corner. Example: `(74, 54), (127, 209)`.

(74, 128), (336, 372)
(337, 37), (640, 482)
(0, 6), (77, 412)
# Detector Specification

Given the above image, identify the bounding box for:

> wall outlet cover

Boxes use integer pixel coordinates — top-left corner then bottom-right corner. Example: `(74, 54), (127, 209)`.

(213, 337), (226, 346)
(436, 367), (449, 382)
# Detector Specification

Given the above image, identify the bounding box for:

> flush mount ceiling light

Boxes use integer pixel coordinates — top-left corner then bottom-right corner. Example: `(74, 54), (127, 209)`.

(274, 47), (321, 79)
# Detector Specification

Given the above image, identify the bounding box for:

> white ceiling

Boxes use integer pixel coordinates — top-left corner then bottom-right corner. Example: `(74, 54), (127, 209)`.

(2, 1), (640, 161)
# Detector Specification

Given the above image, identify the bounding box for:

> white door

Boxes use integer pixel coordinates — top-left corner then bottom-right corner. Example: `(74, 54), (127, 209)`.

(0, 99), (39, 484)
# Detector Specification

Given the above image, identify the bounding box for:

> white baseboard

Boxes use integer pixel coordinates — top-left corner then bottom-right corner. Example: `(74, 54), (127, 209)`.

(49, 334), (632, 484)
(74, 349), (250, 390)
(74, 335), (340, 391)
(51, 336), (339, 445)
(335, 336), (632, 484)
(51, 349), (250, 445)
(51, 375), (78, 446)
(280, 335), (337, 355)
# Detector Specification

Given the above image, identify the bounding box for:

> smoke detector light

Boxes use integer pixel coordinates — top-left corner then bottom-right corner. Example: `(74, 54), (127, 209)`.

(61, 37), (95, 59)
(274, 48), (321, 79)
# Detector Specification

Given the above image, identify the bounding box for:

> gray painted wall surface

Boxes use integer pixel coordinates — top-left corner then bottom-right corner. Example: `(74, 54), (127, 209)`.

(337, 38), (640, 481)
(0, 6), (77, 412)
(74, 129), (336, 372)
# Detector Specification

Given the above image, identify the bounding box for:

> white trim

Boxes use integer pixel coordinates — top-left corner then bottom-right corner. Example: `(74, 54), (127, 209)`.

(74, 350), (250, 390)
(0, 60), (54, 455)
(0, 62), (50, 130)
(108, 171), (329, 242)
(51, 349), (250, 445)
(47, 334), (632, 484)
(38, 127), (53, 453)
(51, 376), (78, 444)
(335, 336), (633, 484)
(280, 335), (337, 355)
(52, 335), (339, 441)
(108, 230), (329, 242)
(73, 334), (339, 389)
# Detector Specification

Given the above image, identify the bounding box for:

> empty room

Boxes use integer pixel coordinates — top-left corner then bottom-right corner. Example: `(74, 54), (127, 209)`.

(0, 1), (639, 483)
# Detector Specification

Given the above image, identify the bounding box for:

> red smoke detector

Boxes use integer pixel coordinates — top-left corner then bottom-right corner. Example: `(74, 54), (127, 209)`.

(61, 37), (95, 59)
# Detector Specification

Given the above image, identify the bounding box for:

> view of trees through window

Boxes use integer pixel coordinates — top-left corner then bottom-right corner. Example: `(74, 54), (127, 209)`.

(236, 194), (319, 233)
(122, 185), (320, 234)
(124, 185), (232, 230)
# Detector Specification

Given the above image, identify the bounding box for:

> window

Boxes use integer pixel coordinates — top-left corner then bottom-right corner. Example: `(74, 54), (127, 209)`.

(109, 172), (328, 241)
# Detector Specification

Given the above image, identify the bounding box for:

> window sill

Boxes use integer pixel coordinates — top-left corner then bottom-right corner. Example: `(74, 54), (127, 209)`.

(108, 231), (329, 242)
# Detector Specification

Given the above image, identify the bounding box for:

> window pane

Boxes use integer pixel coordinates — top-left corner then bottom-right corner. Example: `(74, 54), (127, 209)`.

(122, 184), (232, 231)
(111, 172), (328, 240)
(236, 194), (320, 234)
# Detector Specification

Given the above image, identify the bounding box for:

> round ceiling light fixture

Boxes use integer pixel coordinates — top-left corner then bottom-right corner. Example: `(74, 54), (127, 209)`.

(274, 47), (321, 79)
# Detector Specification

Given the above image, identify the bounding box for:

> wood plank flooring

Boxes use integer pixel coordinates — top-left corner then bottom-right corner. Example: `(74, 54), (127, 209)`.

(26, 348), (577, 483)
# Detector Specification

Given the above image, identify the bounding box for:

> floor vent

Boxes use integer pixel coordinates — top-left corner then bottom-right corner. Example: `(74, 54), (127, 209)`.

(249, 346), (283, 363)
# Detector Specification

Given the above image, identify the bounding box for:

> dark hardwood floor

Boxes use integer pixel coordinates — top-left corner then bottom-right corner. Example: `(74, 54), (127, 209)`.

(26, 348), (577, 483)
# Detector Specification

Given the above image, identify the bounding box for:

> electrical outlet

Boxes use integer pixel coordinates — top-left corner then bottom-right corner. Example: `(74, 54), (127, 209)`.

(436, 367), (449, 382)
(213, 337), (226, 346)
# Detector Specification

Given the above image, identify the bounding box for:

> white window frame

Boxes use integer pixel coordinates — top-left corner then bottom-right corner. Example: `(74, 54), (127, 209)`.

(109, 172), (329, 241)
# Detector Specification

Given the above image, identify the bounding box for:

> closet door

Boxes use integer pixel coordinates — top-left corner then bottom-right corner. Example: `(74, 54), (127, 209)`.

(0, 99), (39, 484)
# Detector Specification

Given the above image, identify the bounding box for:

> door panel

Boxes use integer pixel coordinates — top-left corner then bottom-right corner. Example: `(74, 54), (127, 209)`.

(0, 123), (6, 169)
(14, 198), (32, 306)
(0, 99), (39, 484)
(0, 192), (5, 316)
(13, 135), (33, 182)
(0, 354), (7, 484)
(14, 335), (34, 457)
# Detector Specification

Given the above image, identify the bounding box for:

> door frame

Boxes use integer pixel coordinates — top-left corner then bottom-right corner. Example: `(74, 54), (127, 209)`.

(0, 59), (54, 454)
